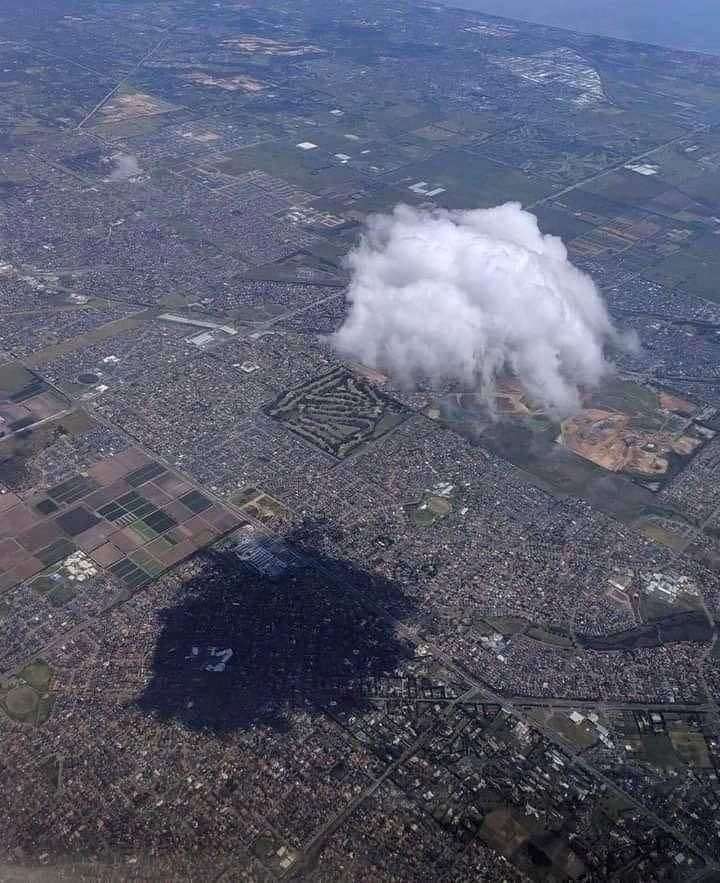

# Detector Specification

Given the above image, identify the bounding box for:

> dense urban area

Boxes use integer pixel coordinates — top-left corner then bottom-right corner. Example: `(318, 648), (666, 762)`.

(3, 0), (720, 879)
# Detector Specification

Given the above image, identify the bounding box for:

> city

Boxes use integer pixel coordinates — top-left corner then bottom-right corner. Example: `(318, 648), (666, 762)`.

(2, 0), (720, 879)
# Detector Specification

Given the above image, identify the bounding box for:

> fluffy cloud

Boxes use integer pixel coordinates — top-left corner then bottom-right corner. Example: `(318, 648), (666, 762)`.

(108, 152), (142, 181)
(333, 202), (634, 416)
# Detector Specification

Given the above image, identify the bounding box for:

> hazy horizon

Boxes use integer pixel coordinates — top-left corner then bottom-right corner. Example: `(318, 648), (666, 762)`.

(433, 0), (720, 55)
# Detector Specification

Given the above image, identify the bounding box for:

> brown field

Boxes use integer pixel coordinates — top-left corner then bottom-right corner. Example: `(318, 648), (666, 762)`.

(182, 72), (266, 93)
(560, 409), (702, 477)
(98, 92), (177, 126)
(0, 446), (241, 594)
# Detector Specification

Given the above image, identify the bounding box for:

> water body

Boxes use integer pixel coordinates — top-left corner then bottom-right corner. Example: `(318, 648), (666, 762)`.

(433, 0), (720, 55)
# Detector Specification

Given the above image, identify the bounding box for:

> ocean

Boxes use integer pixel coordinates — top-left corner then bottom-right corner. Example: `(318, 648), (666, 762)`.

(431, 0), (720, 55)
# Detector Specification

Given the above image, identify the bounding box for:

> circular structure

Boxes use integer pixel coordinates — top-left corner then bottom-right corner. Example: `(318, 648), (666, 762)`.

(4, 686), (39, 721)
(77, 372), (101, 385)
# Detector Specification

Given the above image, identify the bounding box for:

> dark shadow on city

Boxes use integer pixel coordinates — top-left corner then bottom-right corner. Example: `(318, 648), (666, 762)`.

(136, 533), (415, 733)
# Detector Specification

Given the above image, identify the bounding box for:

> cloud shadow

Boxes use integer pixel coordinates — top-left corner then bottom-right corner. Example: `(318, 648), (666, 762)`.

(136, 533), (415, 732)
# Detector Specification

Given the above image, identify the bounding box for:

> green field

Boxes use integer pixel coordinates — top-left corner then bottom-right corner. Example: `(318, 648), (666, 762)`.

(533, 204), (598, 242)
(19, 660), (52, 692)
(388, 149), (558, 210)
(526, 625), (575, 649)
(4, 685), (39, 722)
(579, 167), (666, 207)
(643, 234), (720, 303)
(213, 139), (360, 193)
(527, 709), (600, 748)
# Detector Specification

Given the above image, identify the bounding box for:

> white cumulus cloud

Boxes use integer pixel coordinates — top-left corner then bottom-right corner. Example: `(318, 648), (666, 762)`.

(108, 152), (142, 181)
(333, 202), (634, 416)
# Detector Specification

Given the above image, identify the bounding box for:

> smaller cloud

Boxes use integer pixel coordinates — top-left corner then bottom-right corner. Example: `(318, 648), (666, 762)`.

(108, 152), (142, 181)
